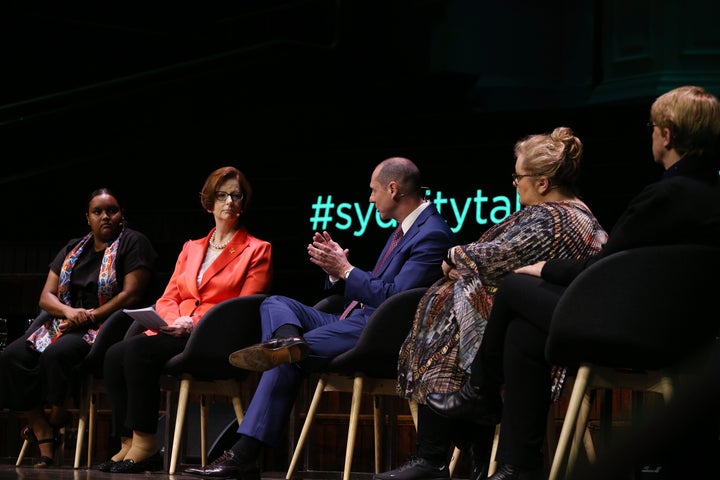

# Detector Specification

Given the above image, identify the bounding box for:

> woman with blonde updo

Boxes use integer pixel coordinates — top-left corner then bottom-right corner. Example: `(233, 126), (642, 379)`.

(375, 127), (608, 480)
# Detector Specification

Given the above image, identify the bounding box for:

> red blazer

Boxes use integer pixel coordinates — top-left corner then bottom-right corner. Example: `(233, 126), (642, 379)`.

(153, 226), (272, 329)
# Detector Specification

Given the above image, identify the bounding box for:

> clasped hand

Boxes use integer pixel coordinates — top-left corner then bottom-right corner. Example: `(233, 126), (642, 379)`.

(308, 231), (350, 278)
(57, 308), (96, 333)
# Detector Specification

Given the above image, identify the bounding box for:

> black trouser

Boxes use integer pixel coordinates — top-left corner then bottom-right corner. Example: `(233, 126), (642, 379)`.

(473, 273), (566, 471)
(0, 326), (89, 410)
(104, 333), (186, 437)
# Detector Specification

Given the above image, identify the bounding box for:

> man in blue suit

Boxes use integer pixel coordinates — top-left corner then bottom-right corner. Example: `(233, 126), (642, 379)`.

(185, 156), (456, 480)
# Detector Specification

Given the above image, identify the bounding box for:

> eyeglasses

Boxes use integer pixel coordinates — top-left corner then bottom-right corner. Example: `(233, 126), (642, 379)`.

(646, 121), (656, 134)
(215, 191), (244, 202)
(511, 172), (540, 183)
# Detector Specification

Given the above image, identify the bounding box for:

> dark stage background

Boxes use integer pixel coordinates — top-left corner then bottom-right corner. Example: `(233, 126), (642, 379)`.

(1, 0), (719, 321)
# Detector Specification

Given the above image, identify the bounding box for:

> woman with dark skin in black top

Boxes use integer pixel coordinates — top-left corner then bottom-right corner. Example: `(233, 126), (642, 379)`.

(0, 188), (158, 468)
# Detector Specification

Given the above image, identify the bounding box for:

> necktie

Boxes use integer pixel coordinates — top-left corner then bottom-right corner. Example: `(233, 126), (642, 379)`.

(373, 226), (404, 275)
(340, 226), (404, 319)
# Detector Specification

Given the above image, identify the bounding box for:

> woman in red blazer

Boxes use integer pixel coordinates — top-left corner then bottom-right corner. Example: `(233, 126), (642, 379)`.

(100, 166), (273, 473)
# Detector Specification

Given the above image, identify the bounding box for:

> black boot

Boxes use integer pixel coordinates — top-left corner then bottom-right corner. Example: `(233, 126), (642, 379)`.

(426, 381), (502, 425)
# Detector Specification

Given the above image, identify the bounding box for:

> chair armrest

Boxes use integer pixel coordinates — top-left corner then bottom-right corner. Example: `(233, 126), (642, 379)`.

(313, 294), (348, 314)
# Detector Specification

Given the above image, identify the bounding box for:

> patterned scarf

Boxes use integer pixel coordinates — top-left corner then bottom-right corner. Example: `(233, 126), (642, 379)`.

(27, 228), (124, 351)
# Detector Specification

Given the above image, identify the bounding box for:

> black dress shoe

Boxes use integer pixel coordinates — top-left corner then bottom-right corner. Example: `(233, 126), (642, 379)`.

(96, 459), (118, 472)
(184, 449), (260, 480)
(228, 336), (309, 372)
(109, 451), (163, 473)
(426, 381), (502, 425)
(374, 456), (449, 480)
(488, 464), (544, 480)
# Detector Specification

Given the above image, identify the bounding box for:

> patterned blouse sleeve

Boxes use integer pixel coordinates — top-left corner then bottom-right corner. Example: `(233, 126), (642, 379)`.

(455, 204), (559, 286)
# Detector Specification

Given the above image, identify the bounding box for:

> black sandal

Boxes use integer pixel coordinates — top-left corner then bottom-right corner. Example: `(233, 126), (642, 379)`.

(19, 425), (57, 468)
(33, 440), (55, 468)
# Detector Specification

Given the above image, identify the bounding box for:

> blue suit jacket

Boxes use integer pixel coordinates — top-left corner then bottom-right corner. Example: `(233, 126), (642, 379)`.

(343, 203), (456, 316)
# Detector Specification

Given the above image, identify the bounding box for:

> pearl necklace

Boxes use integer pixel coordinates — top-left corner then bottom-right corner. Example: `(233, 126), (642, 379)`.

(209, 231), (230, 249)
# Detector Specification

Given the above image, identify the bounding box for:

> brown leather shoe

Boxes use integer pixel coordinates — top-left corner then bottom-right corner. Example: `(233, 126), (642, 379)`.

(228, 336), (309, 372)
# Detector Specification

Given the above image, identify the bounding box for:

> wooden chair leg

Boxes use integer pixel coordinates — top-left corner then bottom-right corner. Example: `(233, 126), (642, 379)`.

(74, 414), (86, 468)
(74, 381), (89, 469)
(449, 446), (462, 477)
(169, 378), (190, 474)
(342, 376), (364, 480)
(73, 409), (89, 468)
(549, 365), (590, 480)
(200, 393), (208, 467)
(231, 394), (245, 426)
(16, 440), (29, 466)
(566, 386), (593, 478)
(408, 400), (418, 429)
(286, 376), (327, 480)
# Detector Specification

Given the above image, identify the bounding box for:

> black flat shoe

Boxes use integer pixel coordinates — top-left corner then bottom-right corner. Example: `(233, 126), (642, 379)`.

(96, 459), (118, 472)
(228, 336), (309, 371)
(184, 449), (260, 479)
(109, 451), (163, 473)
(426, 381), (502, 425)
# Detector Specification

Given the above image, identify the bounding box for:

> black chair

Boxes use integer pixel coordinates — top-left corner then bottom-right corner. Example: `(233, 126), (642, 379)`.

(286, 287), (427, 480)
(161, 294), (266, 474)
(545, 244), (720, 480)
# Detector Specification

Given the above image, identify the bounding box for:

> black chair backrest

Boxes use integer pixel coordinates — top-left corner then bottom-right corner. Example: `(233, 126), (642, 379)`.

(328, 287), (427, 379)
(546, 244), (720, 370)
(22, 310), (52, 340)
(163, 294), (266, 380)
(313, 294), (348, 314)
(81, 309), (135, 377)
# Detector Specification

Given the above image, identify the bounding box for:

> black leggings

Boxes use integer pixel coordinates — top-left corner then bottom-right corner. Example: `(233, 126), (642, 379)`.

(474, 273), (566, 470)
(104, 333), (186, 436)
(0, 325), (89, 410)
